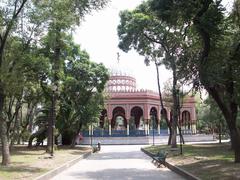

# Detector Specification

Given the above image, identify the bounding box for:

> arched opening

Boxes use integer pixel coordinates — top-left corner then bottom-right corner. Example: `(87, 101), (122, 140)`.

(160, 108), (168, 129)
(130, 106), (143, 130)
(112, 107), (127, 130)
(182, 110), (191, 130)
(99, 109), (107, 128)
(115, 116), (126, 130)
(150, 107), (158, 130)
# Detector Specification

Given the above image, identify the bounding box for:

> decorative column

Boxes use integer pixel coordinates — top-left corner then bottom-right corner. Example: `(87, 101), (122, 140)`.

(182, 123), (185, 134)
(127, 122), (129, 136)
(144, 120), (147, 135)
(107, 104), (112, 136)
(158, 122), (160, 135)
(143, 104), (149, 136)
(109, 124), (111, 136)
(91, 125), (93, 135)
(192, 122), (196, 134)
(126, 104), (130, 136)
(89, 125), (91, 136)
(147, 120), (150, 135)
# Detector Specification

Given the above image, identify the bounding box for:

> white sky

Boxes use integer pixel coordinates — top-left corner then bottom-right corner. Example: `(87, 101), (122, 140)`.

(74, 0), (233, 92)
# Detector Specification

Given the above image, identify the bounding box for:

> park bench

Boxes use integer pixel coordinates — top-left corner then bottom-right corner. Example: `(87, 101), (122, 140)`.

(92, 142), (101, 153)
(151, 151), (168, 168)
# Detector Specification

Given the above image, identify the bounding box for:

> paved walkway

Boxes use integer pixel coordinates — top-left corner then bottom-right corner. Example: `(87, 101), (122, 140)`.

(52, 145), (183, 180)
(81, 134), (214, 145)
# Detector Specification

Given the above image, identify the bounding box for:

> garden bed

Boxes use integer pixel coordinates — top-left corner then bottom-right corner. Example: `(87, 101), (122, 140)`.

(0, 145), (91, 180)
(143, 143), (240, 180)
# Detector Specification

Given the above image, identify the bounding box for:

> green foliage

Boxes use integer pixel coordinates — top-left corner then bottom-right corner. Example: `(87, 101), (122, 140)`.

(118, 1), (190, 147)
(150, 0), (240, 136)
(197, 96), (228, 135)
(56, 43), (109, 144)
(118, 3), (166, 61)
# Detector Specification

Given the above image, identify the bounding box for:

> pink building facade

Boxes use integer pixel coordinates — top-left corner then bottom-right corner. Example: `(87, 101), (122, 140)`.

(99, 73), (197, 136)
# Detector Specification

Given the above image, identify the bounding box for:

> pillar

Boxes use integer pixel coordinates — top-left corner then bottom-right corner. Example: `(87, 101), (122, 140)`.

(109, 124), (111, 136)
(91, 125), (93, 135)
(147, 120), (150, 135)
(127, 123), (129, 136)
(182, 125), (185, 134)
(192, 124), (196, 134)
(144, 120), (147, 135)
(158, 123), (160, 135)
(89, 125), (91, 136)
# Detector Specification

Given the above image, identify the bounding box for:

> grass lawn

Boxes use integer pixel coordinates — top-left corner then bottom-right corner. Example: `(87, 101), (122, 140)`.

(0, 145), (91, 180)
(144, 143), (240, 180)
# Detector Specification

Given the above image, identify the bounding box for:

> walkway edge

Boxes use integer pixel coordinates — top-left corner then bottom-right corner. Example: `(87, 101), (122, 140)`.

(35, 151), (92, 180)
(141, 148), (201, 180)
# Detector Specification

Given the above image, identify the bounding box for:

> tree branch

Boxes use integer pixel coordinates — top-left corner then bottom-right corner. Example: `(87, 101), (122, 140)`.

(0, 0), (28, 67)
(193, 0), (211, 66)
(143, 32), (168, 53)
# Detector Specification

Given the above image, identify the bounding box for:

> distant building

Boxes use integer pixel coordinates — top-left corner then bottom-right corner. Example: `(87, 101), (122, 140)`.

(98, 71), (197, 136)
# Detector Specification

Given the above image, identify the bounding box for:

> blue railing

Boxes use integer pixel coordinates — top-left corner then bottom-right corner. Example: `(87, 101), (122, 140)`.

(112, 130), (127, 137)
(81, 128), (170, 137)
(129, 130), (146, 136)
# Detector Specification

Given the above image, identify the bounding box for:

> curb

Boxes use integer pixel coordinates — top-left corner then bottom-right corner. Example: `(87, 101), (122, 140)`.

(35, 151), (92, 180)
(141, 148), (201, 180)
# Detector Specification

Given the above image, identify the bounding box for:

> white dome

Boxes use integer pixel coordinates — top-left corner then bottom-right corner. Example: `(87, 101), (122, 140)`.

(108, 60), (134, 77)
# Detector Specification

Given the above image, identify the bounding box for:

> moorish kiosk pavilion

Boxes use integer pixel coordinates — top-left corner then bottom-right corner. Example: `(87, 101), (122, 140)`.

(95, 70), (197, 137)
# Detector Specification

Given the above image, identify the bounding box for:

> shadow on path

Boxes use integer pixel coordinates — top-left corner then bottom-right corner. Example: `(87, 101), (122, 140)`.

(69, 168), (172, 180)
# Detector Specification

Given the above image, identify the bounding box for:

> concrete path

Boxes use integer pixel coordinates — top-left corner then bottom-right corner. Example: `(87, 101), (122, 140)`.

(52, 145), (183, 180)
(81, 134), (214, 145)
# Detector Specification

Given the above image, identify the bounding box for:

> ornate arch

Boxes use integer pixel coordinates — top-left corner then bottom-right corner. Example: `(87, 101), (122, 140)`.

(182, 110), (191, 130)
(112, 106), (127, 129)
(130, 106), (144, 129)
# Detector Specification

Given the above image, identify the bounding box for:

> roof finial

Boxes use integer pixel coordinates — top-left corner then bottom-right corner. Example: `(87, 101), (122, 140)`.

(117, 52), (120, 64)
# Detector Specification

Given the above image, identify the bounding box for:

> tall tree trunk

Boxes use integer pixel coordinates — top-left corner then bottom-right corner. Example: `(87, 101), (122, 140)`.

(0, 121), (10, 166)
(178, 107), (185, 144)
(71, 122), (83, 148)
(27, 103), (35, 133)
(231, 127), (240, 163)
(12, 100), (21, 145)
(171, 63), (178, 148)
(154, 60), (172, 145)
(219, 121), (222, 144)
(46, 107), (53, 153)
(0, 91), (10, 165)
(47, 26), (61, 153)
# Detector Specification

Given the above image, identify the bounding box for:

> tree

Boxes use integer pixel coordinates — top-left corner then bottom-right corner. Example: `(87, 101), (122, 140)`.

(0, 0), (28, 166)
(198, 96), (228, 143)
(37, 0), (109, 153)
(150, 0), (240, 162)
(0, 0), (109, 165)
(57, 46), (109, 146)
(117, 2), (187, 147)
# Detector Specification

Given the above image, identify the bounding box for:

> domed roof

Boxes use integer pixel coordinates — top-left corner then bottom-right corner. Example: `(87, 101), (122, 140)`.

(107, 60), (137, 92)
(109, 58), (134, 77)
